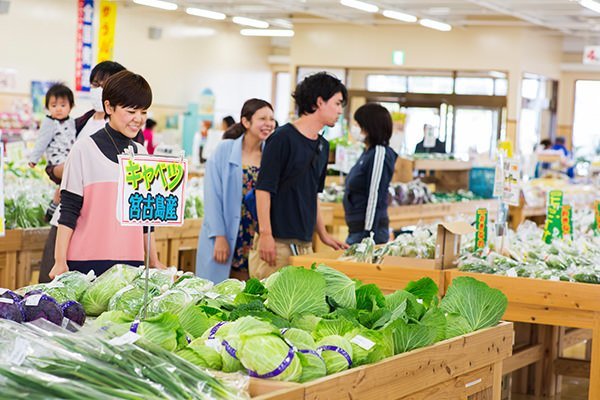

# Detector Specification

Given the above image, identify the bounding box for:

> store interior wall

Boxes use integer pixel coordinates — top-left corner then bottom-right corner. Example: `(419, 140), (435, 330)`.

(0, 0), (273, 123)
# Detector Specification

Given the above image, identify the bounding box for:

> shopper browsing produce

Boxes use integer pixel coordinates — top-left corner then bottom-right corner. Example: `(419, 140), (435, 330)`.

(39, 61), (127, 283)
(196, 99), (275, 283)
(49, 70), (165, 279)
(252, 72), (349, 279)
(142, 118), (157, 154)
(343, 103), (398, 245)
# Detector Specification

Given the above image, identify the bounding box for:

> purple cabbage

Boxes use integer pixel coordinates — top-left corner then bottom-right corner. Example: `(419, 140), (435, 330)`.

(61, 300), (86, 326)
(24, 289), (44, 298)
(0, 288), (22, 303)
(19, 294), (63, 325)
(0, 298), (23, 323)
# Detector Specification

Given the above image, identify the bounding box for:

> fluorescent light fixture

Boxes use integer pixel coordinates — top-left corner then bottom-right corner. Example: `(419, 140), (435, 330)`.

(232, 16), (269, 28)
(133, 0), (177, 11)
(339, 0), (378, 13)
(241, 29), (294, 37)
(382, 10), (417, 23)
(270, 18), (294, 29)
(489, 70), (507, 79)
(419, 18), (452, 31)
(580, 0), (600, 13)
(185, 7), (226, 20)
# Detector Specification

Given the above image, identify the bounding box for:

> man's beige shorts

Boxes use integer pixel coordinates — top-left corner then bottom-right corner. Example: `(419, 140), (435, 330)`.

(249, 234), (313, 280)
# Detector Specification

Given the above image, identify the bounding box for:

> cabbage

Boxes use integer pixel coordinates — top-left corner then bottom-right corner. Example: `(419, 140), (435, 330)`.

(136, 312), (188, 352)
(146, 289), (193, 317)
(0, 298), (23, 322)
(315, 264), (357, 309)
(61, 300), (86, 326)
(200, 321), (243, 373)
(42, 284), (78, 304)
(238, 334), (303, 382)
(19, 294), (63, 325)
(15, 284), (45, 297)
(282, 328), (316, 349)
(383, 319), (437, 354)
(212, 279), (245, 297)
(176, 341), (222, 370)
(81, 264), (140, 316)
(265, 267), (329, 320)
(290, 314), (322, 332)
(177, 303), (222, 339)
(174, 276), (213, 294)
(316, 335), (353, 375)
(145, 267), (178, 289)
(296, 351), (326, 383)
(92, 310), (133, 336)
(343, 328), (392, 366)
(51, 271), (95, 301)
(441, 277), (507, 339)
(108, 285), (157, 318)
(0, 288), (22, 303)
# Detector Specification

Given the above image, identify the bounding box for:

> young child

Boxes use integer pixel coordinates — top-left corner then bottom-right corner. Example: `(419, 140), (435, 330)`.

(28, 83), (76, 219)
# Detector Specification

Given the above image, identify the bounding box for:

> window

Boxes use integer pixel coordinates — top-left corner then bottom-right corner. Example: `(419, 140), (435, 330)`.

(274, 72), (291, 124)
(494, 79), (508, 96)
(366, 75), (407, 92)
(407, 76), (453, 94)
(573, 80), (600, 155)
(455, 77), (494, 95)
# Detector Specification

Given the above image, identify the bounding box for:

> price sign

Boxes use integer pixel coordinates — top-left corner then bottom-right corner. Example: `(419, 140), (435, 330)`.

(560, 205), (573, 240)
(474, 208), (488, 251)
(543, 190), (563, 244)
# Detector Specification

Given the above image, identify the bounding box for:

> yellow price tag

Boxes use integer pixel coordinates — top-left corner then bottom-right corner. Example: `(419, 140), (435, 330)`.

(498, 141), (513, 158)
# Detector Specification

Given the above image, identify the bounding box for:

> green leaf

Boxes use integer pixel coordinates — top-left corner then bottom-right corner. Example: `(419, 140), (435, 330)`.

(404, 277), (439, 308)
(420, 307), (447, 342)
(314, 318), (355, 341)
(355, 284), (385, 312)
(243, 278), (267, 295)
(440, 277), (507, 335)
(315, 264), (357, 309)
(265, 267), (329, 320)
(384, 319), (437, 354)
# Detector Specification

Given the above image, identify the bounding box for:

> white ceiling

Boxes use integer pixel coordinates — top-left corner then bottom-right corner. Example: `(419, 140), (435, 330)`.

(129, 0), (600, 37)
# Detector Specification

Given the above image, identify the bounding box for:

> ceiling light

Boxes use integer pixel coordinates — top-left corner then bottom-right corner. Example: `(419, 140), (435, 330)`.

(580, 0), (600, 13)
(270, 18), (294, 29)
(185, 7), (226, 20)
(133, 0), (177, 11)
(382, 10), (417, 23)
(340, 0), (378, 13)
(240, 29), (294, 37)
(419, 18), (452, 32)
(232, 16), (269, 28)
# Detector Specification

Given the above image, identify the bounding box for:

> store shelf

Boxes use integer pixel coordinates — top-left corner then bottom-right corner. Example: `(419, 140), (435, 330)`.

(0, 227), (49, 289)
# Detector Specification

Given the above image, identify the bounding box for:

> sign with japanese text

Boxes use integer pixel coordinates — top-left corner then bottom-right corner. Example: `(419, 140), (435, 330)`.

(97, 0), (117, 63)
(117, 154), (188, 226)
(493, 157), (521, 206)
(560, 204), (573, 240)
(543, 190), (563, 244)
(75, 0), (94, 92)
(0, 143), (5, 237)
(474, 208), (488, 251)
(593, 200), (600, 236)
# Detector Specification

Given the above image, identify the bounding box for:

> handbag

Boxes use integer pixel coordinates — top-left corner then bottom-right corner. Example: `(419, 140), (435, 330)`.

(244, 135), (323, 221)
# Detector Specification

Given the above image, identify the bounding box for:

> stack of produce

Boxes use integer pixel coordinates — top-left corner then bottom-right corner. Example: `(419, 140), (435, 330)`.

(0, 264), (507, 387)
(184, 177), (204, 219)
(459, 220), (600, 284)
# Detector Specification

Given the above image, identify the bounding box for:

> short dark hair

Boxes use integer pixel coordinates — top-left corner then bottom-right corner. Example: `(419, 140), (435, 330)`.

(222, 116), (235, 129)
(292, 72), (347, 116)
(45, 83), (74, 109)
(540, 139), (552, 147)
(145, 118), (157, 129)
(102, 70), (152, 113)
(555, 137), (566, 145)
(90, 61), (126, 87)
(354, 103), (393, 147)
(223, 98), (273, 140)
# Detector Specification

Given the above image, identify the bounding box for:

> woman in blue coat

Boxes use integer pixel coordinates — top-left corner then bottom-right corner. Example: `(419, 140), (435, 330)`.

(196, 99), (275, 283)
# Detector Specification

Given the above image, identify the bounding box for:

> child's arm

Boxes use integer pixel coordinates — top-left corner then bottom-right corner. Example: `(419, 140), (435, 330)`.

(28, 117), (55, 166)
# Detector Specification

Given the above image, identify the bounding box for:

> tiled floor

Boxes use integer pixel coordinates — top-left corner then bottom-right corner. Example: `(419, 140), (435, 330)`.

(511, 378), (589, 400)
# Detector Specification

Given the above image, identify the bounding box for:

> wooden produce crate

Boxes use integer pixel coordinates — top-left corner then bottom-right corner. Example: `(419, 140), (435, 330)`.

(254, 322), (513, 400)
(0, 227), (50, 290)
(394, 157), (472, 192)
(154, 218), (202, 272)
(444, 270), (600, 399)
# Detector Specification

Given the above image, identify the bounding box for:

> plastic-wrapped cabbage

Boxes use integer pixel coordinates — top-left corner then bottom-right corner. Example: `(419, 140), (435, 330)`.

(61, 301), (86, 326)
(135, 312), (188, 352)
(211, 279), (245, 298)
(146, 289), (193, 317)
(316, 335), (353, 375)
(41, 283), (78, 304)
(238, 333), (302, 382)
(174, 276), (213, 295)
(92, 310), (133, 336)
(143, 267), (179, 290)
(80, 264), (140, 316)
(0, 298), (23, 322)
(51, 271), (95, 301)
(0, 288), (22, 303)
(176, 340), (222, 370)
(19, 294), (63, 325)
(108, 284), (158, 318)
(201, 321), (243, 373)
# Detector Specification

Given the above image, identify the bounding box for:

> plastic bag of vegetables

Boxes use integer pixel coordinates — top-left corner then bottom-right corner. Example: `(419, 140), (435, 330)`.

(80, 264), (140, 316)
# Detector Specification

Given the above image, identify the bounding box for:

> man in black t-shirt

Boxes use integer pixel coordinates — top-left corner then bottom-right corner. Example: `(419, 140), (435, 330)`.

(250, 72), (349, 279)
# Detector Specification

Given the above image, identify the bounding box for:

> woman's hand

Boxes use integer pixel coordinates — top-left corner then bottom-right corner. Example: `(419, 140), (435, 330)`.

(214, 236), (230, 264)
(319, 232), (349, 250)
(258, 233), (277, 266)
(49, 261), (69, 280)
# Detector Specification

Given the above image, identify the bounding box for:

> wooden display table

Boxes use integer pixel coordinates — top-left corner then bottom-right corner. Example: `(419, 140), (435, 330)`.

(394, 157), (472, 192)
(251, 322), (513, 400)
(154, 218), (202, 272)
(0, 227), (50, 290)
(322, 200), (498, 231)
(444, 270), (600, 399)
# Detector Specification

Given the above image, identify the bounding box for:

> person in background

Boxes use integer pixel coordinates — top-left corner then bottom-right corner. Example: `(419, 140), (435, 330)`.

(414, 124), (446, 154)
(534, 139), (552, 178)
(343, 103), (398, 245)
(196, 99), (275, 283)
(39, 60), (127, 283)
(252, 72), (349, 279)
(199, 120), (211, 164)
(221, 115), (235, 131)
(552, 137), (575, 178)
(28, 83), (76, 221)
(143, 118), (157, 154)
(49, 70), (166, 279)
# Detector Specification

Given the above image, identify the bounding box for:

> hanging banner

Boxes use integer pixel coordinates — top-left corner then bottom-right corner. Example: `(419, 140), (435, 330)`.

(97, 0), (117, 63)
(593, 200), (600, 236)
(474, 208), (488, 251)
(75, 0), (94, 92)
(560, 204), (573, 240)
(117, 153), (188, 226)
(543, 190), (563, 244)
(0, 143), (5, 237)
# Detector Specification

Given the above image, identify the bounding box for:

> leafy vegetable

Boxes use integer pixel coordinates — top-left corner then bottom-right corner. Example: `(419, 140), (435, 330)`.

(19, 294), (63, 325)
(315, 264), (357, 309)
(80, 264), (140, 316)
(61, 300), (86, 326)
(0, 298), (23, 322)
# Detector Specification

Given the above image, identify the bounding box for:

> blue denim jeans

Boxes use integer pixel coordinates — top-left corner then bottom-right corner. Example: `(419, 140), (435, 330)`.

(346, 226), (390, 245)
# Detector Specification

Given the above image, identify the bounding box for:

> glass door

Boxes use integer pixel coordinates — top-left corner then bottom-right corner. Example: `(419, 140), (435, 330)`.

(453, 107), (500, 156)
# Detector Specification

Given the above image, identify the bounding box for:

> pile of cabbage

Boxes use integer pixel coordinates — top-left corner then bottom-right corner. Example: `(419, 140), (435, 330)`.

(459, 220), (600, 284)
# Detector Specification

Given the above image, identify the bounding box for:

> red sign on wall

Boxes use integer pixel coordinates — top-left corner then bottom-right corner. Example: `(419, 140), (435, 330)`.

(75, 0), (94, 92)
